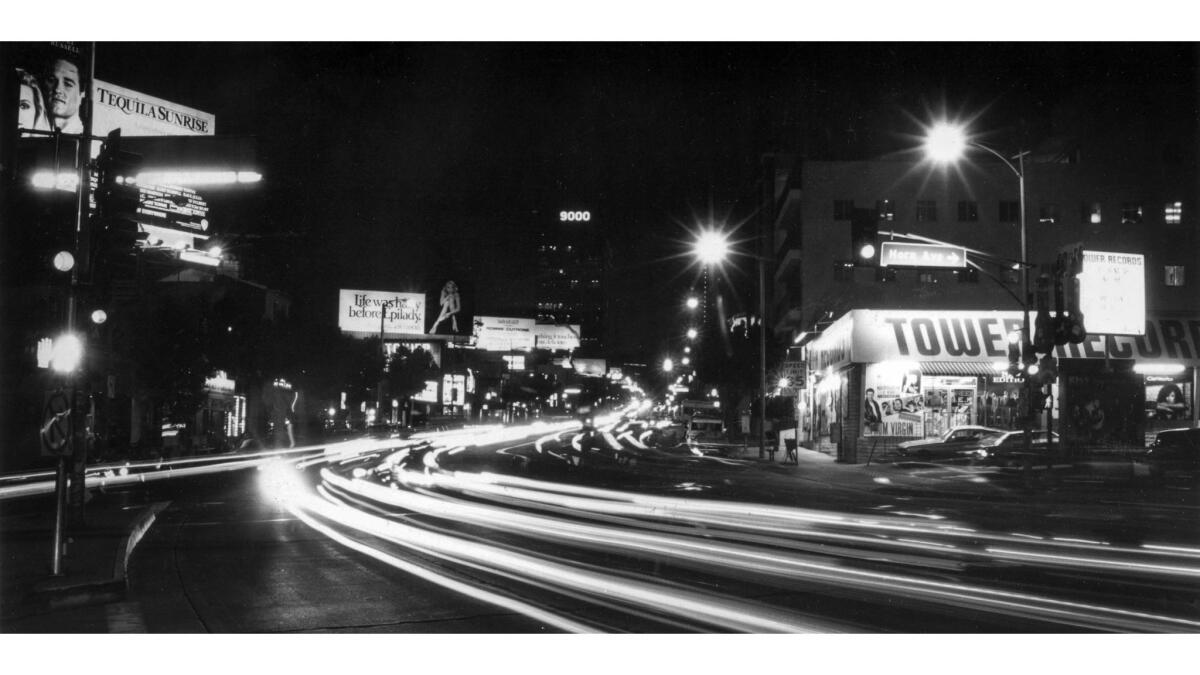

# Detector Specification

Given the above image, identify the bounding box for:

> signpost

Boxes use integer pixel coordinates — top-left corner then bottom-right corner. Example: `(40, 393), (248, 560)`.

(880, 242), (968, 269)
(40, 390), (73, 457)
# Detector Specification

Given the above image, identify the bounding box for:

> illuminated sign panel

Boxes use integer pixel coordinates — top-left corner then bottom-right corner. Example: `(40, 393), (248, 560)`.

(1079, 250), (1146, 336)
(337, 289), (426, 336)
(473, 316), (535, 352)
(806, 310), (1200, 368)
(534, 324), (581, 351)
(413, 380), (439, 404)
(879, 242), (967, 268)
(93, 80), (215, 137)
(442, 374), (466, 406)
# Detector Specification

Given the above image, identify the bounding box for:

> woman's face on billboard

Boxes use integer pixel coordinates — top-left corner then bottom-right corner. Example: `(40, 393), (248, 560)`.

(18, 83), (39, 129)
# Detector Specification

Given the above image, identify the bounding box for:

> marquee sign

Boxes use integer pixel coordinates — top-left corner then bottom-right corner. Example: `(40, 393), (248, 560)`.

(808, 310), (1200, 368)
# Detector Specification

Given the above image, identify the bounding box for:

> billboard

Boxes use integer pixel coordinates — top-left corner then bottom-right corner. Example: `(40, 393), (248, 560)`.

(534, 324), (582, 351)
(93, 80), (214, 137)
(338, 289), (426, 336)
(1079, 250), (1146, 336)
(473, 316), (535, 352)
(426, 279), (473, 338)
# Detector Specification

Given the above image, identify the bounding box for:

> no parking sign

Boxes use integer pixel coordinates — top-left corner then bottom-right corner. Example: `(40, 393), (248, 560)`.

(40, 390), (73, 457)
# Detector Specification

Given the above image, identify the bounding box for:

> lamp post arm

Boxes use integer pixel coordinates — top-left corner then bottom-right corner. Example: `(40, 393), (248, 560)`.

(968, 141), (1025, 179)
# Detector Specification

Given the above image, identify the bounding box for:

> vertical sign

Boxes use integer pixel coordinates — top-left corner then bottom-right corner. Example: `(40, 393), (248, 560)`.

(1079, 251), (1145, 336)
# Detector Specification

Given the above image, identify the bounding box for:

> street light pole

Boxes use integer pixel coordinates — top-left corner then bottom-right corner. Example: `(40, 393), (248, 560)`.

(971, 142), (1034, 458)
(758, 238), (768, 461)
(376, 300), (394, 420)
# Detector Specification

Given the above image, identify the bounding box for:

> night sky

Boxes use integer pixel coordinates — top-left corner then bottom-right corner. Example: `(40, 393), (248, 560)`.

(90, 42), (1197, 357)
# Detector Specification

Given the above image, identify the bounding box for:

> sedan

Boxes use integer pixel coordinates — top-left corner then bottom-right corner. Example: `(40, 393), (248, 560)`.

(1136, 427), (1200, 485)
(963, 430), (1061, 466)
(895, 425), (1006, 460)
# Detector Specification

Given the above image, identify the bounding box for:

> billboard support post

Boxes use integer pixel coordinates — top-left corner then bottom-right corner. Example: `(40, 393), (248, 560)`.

(377, 300), (394, 419)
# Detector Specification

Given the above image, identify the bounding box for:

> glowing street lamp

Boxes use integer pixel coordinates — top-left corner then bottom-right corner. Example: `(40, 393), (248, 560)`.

(694, 230), (730, 266)
(686, 327), (698, 340)
(663, 358), (675, 373)
(686, 296), (699, 309)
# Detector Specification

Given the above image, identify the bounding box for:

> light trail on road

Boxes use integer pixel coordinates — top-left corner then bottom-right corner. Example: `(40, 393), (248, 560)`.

(250, 420), (1200, 633)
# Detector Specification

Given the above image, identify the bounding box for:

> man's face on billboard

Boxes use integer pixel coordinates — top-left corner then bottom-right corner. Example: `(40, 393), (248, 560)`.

(46, 59), (82, 122)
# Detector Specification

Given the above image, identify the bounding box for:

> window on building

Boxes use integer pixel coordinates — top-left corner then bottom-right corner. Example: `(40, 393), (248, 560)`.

(1038, 203), (1059, 225)
(876, 199), (895, 222)
(833, 260), (854, 281)
(1121, 203), (1143, 225)
(918, 271), (937, 284)
(957, 201), (979, 222)
(916, 200), (937, 222)
(1165, 266), (1186, 287)
(955, 267), (979, 283)
(1081, 202), (1102, 224)
(998, 201), (1020, 223)
(833, 200), (854, 220)
(1165, 201), (1183, 225)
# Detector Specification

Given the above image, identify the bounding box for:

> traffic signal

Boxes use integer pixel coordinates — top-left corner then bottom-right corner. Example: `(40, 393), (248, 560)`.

(850, 208), (879, 265)
(1029, 384), (1050, 415)
(94, 130), (146, 260)
(1036, 354), (1058, 384)
(1006, 331), (1022, 377)
(1033, 273), (1054, 354)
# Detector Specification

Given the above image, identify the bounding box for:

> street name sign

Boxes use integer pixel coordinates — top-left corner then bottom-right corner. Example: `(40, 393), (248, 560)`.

(880, 242), (967, 268)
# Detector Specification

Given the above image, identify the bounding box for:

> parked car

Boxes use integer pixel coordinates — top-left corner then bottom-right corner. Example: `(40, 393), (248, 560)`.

(895, 425), (1005, 460)
(963, 430), (1060, 466)
(1137, 427), (1200, 485)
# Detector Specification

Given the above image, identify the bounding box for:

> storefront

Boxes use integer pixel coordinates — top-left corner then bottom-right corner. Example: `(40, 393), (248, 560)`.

(803, 310), (1200, 463)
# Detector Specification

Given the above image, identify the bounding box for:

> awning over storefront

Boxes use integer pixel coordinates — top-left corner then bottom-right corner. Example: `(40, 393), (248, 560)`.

(919, 361), (1002, 376)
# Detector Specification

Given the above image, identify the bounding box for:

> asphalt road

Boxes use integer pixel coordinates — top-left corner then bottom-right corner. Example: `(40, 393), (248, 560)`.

(5, 420), (1198, 633)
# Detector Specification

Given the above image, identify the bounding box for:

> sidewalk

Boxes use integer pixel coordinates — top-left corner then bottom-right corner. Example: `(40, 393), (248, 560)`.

(0, 495), (167, 630)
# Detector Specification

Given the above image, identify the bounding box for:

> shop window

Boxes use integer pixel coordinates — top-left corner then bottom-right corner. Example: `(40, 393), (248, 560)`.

(998, 200), (1020, 223)
(1121, 203), (1143, 225)
(1165, 201), (1182, 225)
(957, 201), (979, 222)
(1038, 203), (1059, 225)
(1165, 265), (1185, 287)
(833, 200), (854, 220)
(916, 200), (937, 222)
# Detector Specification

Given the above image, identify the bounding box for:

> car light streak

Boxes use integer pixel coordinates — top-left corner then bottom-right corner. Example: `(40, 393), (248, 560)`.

(308, 468), (1200, 632)
(983, 547), (1200, 579)
(295, 480), (851, 633)
(288, 493), (601, 633)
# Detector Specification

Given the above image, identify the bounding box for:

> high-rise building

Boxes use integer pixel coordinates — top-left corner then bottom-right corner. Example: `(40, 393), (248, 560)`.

(534, 208), (606, 352)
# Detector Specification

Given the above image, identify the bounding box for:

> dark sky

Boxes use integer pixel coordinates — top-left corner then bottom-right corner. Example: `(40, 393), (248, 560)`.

(91, 42), (1198, 356)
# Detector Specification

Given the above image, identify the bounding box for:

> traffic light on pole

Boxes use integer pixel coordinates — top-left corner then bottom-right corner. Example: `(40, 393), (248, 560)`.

(850, 208), (879, 266)
(94, 130), (146, 259)
(1006, 331), (1022, 377)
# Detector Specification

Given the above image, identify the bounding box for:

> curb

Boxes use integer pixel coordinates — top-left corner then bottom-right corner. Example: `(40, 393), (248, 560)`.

(25, 501), (170, 613)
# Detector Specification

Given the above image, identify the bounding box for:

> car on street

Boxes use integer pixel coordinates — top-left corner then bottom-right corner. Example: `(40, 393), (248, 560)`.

(895, 425), (1006, 460)
(1136, 427), (1200, 485)
(961, 430), (1060, 466)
